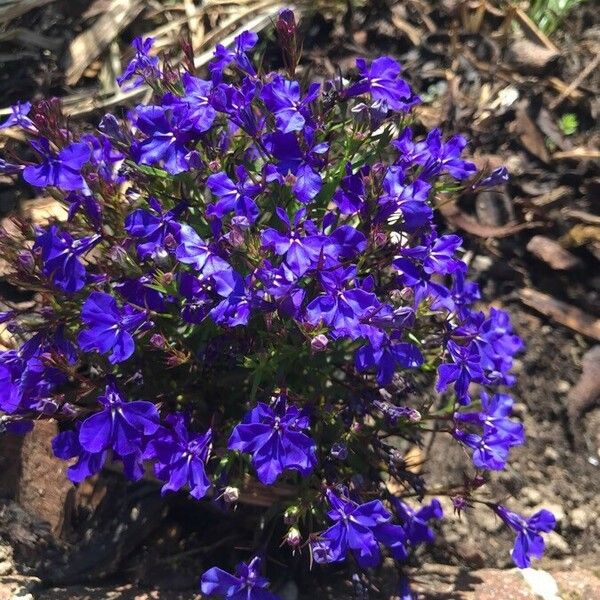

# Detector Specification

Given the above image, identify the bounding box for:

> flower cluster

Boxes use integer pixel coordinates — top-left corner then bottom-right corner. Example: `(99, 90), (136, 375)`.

(0, 10), (555, 598)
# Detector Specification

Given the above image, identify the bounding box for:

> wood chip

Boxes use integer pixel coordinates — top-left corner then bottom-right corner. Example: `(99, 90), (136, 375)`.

(507, 39), (559, 75)
(518, 288), (600, 341)
(526, 235), (581, 270)
(64, 0), (144, 86)
(0, 0), (58, 25)
(437, 198), (541, 238)
(553, 148), (600, 161)
(529, 186), (571, 208)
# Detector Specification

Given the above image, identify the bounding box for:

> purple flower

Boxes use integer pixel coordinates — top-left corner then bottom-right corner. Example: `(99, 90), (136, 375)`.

(305, 267), (380, 339)
(200, 556), (277, 599)
(418, 129), (476, 180)
(312, 489), (391, 568)
(356, 337), (423, 386)
(176, 224), (232, 276)
(475, 166), (509, 188)
(209, 31), (258, 83)
(78, 380), (159, 455)
(206, 167), (261, 223)
(454, 392), (524, 446)
(332, 164), (368, 215)
(263, 132), (323, 203)
(261, 208), (328, 276)
(0, 101), (35, 131)
(495, 506), (556, 568)
(228, 395), (316, 485)
(180, 73), (217, 131)
(124, 197), (184, 260)
(133, 104), (200, 174)
(149, 413), (212, 500)
(377, 167), (432, 231)
(453, 429), (514, 470)
(34, 226), (99, 293)
(436, 340), (483, 405)
(346, 57), (417, 111)
(117, 37), (160, 88)
(78, 291), (147, 364)
(23, 139), (91, 191)
(52, 429), (107, 483)
(261, 76), (319, 133)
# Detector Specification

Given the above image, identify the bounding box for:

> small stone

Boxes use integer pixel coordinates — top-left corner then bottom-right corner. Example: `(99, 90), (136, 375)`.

(512, 402), (528, 417)
(569, 507), (590, 531)
(521, 487), (542, 506)
(0, 559), (13, 576)
(557, 380), (571, 394)
(543, 447), (560, 463)
(518, 568), (560, 600)
(545, 531), (570, 557)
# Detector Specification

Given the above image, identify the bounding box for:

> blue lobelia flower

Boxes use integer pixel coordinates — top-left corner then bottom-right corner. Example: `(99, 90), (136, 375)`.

(454, 392), (525, 446)
(52, 429), (107, 483)
(261, 75), (320, 133)
(453, 428), (516, 470)
(132, 104), (201, 174)
(209, 31), (258, 84)
(263, 132), (324, 203)
(117, 37), (160, 88)
(332, 163), (368, 215)
(34, 226), (100, 293)
(356, 335), (423, 386)
(377, 166), (432, 231)
(124, 197), (185, 261)
(206, 166), (261, 223)
(0, 101), (35, 131)
(180, 73), (217, 131)
(495, 505), (556, 568)
(260, 208), (329, 277)
(148, 413), (212, 500)
(436, 340), (484, 405)
(312, 489), (392, 568)
(77, 291), (148, 364)
(345, 56), (418, 112)
(417, 129), (477, 181)
(200, 556), (278, 600)
(228, 394), (316, 485)
(23, 139), (91, 191)
(78, 380), (159, 456)
(304, 266), (381, 339)
(375, 498), (443, 561)
(176, 224), (232, 276)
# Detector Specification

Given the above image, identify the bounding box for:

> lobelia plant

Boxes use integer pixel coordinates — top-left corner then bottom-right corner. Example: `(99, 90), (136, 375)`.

(0, 9), (555, 598)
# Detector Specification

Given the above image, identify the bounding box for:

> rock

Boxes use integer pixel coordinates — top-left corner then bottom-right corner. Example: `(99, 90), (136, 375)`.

(553, 566), (600, 600)
(0, 561), (12, 577)
(521, 487), (542, 506)
(544, 531), (570, 558)
(569, 506), (590, 531)
(543, 447), (560, 464)
(0, 576), (41, 600)
(518, 568), (560, 600)
(556, 380), (571, 394)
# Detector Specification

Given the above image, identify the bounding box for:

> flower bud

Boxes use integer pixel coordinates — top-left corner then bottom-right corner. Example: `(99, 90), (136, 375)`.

(222, 486), (239, 504)
(330, 442), (348, 460)
(310, 334), (328, 352)
(284, 526), (301, 549)
(150, 333), (166, 348)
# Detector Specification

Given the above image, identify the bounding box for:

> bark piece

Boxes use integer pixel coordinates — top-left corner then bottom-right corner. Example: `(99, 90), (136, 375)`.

(518, 288), (600, 341)
(508, 39), (559, 75)
(526, 235), (581, 270)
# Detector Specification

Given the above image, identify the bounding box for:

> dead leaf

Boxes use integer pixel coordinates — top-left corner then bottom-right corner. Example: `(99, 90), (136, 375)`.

(511, 101), (551, 163)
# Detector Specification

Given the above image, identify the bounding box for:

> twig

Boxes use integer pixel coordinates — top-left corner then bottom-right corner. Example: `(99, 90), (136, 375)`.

(549, 53), (600, 110)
